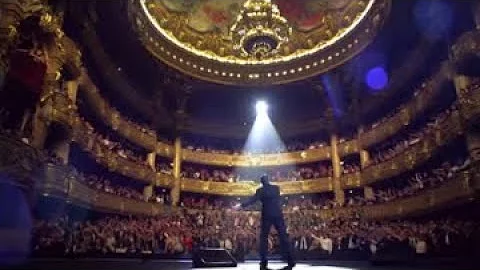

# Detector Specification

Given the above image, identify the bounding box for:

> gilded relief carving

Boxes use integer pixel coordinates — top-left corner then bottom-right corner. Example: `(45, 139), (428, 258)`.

(129, 0), (391, 84)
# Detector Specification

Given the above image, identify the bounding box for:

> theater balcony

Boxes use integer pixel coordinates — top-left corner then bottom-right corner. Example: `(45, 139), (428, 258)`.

(1, 0), (480, 220)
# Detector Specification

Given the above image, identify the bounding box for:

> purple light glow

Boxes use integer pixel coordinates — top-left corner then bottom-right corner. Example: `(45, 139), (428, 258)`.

(366, 67), (388, 92)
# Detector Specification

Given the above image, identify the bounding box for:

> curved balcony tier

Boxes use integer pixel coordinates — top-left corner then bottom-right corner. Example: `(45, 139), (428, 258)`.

(456, 78), (480, 124)
(37, 163), (476, 219)
(80, 73), (172, 157)
(42, 94), (463, 196)
(77, 63), (449, 167)
(358, 63), (449, 148)
(358, 109), (464, 186)
(0, 133), (42, 190)
(45, 98), (464, 194)
(180, 177), (333, 196)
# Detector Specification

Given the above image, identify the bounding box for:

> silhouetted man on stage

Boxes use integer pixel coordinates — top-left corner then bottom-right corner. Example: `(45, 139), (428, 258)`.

(234, 175), (295, 270)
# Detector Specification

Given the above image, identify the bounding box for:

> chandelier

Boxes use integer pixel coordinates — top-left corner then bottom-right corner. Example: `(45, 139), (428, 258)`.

(230, 0), (292, 60)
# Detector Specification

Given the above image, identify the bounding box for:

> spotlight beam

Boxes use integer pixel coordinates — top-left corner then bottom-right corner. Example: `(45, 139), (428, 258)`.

(236, 100), (294, 182)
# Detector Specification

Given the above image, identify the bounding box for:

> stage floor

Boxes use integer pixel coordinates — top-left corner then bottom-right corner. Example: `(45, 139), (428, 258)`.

(3, 259), (475, 270)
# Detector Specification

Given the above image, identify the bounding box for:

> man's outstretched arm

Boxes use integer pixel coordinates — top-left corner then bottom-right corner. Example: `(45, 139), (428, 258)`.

(234, 189), (261, 210)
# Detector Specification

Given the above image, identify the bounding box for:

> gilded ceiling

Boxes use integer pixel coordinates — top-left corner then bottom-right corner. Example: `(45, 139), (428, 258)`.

(128, 0), (391, 85)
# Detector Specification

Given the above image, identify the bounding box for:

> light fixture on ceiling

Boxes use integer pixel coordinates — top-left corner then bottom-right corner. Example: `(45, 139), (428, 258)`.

(230, 0), (292, 60)
(256, 100), (268, 115)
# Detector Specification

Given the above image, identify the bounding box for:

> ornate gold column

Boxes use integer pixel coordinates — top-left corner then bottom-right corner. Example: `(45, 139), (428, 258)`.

(143, 185), (153, 202)
(357, 126), (371, 199)
(31, 46), (65, 148)
(358, 127), (370, 168)
(65, 79), (79, 105)
(31, 12), (77, 149)
(360, 150), (370, 168)
(145, 152), (156, 200)
(453, 73), (480, 161)
(50, 79), (79, 164)
(170, 137), (182, 206)
(330, 134), (344, 205)
(147, 152), (156, 171)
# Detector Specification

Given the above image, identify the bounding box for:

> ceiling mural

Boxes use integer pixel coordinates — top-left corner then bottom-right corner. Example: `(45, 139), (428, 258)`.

(158, 0), (244, 34)
(155, 0), (354, 34)
(129, 0), (391, 85)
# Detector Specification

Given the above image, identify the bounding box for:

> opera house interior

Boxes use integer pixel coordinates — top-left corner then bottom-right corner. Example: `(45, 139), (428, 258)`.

(1, 0), (480, 269)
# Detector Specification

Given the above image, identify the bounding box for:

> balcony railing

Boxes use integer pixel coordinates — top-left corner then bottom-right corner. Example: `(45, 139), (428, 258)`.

(180, 177), (333, 196)
(37, 163), (476, 219)
(81, 73), (172, 156)
(359, 65), (448, 148)
(457, 78), (480, 123)
(181, 147), (332, 167)
(315, 172), (474, 220)
(38, 164), (173, 215)
(76, 65), (448, 166)
(64, 107), (463, 195)
(359, 110), (463, 186)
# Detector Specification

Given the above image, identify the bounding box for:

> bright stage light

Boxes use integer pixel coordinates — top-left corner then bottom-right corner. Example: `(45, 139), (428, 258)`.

(237, 99), (294, 182)
(256, 100), (268, 115)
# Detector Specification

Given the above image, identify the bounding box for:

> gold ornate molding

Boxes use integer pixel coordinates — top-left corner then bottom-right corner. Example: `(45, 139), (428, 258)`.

(0, 133), (42, 188)
(80, 71), (166, 154)
(69, 109), (461, 194)
(0, 0), (48, 65)
(359, 65), (449, 148)
(180, 177), (333, 196)
(40, 164), (171, 216)
(360, 110), (463, 186)
(128, 0), (391, 85)
(182, 147), (331, 167)
(452, 30), (480, 63)
(79, 65), (448, 166)
(456, 77), (480, 123)
(45, 89), (464, 195)
(38, 162), (475, 219)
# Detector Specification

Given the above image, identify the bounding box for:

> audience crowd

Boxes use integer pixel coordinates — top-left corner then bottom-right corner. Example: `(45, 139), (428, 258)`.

(74, 171), (146, 202)
(32, 212), (479, 260)
(370, 158), (470, 204)
(366, 105), (456, 167)
(84, 120), (149, 168)
(77, 105), (456, 186)
(344, 157), (470, 207)
(180, 194), (338, 212)
(181, 162), (334, 183)
(179, 156), (470, 211)
(183, 139), (332, 155)
(44, 137), (470, 212)
(367, 77), (436, 131)
(72, 104), (458, 191)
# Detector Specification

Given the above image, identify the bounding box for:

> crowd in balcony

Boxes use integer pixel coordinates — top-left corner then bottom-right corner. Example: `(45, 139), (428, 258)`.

(344, 156), (471, 207)
(181, 193), (337, 212)
(178, 154), (470, 211)
(82, 120), (152, 168)
(367, 77), (437, 131)
(72, 103), (458, 189)
(181, 162), (333, 182)
(370, 158), (470, 204)
(183, 139), (331, 155)
(43, 146), (470, 211)
(76, 105), (457, 187)
(32, 211), (479, 260)
(73, 171), (146, 202)
(366, 105), (456, 167)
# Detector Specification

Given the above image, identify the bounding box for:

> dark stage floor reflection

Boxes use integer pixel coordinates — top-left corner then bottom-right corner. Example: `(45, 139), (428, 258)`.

(4, 259), (476, 270)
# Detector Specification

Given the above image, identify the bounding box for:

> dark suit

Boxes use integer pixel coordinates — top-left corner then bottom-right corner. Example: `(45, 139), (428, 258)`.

(241, 183), (294, 267)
